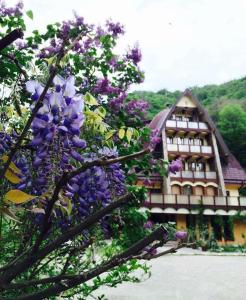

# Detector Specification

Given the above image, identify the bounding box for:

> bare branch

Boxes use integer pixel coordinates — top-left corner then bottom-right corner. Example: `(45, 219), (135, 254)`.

(68, 148), (150, 181)
(138, 242), (196, 260)
(3, 226), (167, 299)
(0, 29), (23, 51)
(0, 193), (134, 284)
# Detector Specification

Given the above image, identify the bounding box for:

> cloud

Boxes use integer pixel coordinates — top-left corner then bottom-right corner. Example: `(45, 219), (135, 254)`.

(8, 0), (246, 91)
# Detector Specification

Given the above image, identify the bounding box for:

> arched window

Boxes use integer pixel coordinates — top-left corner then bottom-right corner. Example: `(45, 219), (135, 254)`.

(183, 185), (193, 195)
(171, 185), (181, 195)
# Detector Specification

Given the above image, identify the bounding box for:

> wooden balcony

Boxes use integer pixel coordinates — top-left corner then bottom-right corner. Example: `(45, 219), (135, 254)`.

(166, 120), (209, 131)
(144, 193), (246, 214)
(167, 143), (213, 155)
(170, 170), (217, 182)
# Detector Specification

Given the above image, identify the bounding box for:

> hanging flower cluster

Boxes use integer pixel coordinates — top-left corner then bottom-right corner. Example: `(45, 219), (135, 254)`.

(0, 133), (12, 157)
(0, 1), (23, 17)
(20, 75), (85, 196)
(168, 158), (183, 174)
(20, 76), (126, 231)
(126, 45), (142, 65)
(125, 99), (149, 120)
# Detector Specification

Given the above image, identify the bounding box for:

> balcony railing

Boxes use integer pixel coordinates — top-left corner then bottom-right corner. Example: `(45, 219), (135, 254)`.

(166, 120), (209, 130)
(145, 193), (246, 210)
(167, 143), (213, 154)
(171, 170), (217, 180)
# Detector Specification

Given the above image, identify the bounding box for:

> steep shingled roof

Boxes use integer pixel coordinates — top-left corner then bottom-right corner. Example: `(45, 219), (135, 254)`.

(222, 154), (246, 184)
(148, 108), (170, 132)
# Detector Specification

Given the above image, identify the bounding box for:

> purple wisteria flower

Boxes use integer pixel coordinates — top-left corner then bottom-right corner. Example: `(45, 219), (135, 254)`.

(168, 158), (183, 174)
(109, 93), (127, 112)
(126, 45), (142, 65)
(174, 231), (187, 241)
(148, 129), (161, 150)
(25, 75), (86, 188)
(143, 220), (153, 229)
(143, 178), (152, 185)
(93, 78), (120, 95)
(106, 19), (125, 38)
(0, 1), (23, 17)
(125, 99), (149, 120)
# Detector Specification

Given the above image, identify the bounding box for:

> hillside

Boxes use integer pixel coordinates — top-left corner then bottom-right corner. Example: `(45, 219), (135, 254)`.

(129, 77), (246, 119)
(129, 77), (246, 168)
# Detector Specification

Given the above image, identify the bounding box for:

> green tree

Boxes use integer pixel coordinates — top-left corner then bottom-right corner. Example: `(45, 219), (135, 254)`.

(218, 104), (246, 167)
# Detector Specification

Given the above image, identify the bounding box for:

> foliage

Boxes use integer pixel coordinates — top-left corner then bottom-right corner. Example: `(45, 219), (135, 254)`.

(217, 104), (246, 167)
(0, 2), (171, 299)
(209, 244), (246, 253)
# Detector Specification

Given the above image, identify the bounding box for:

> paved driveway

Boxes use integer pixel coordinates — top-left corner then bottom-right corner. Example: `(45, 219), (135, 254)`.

(93, 252), (246, 300)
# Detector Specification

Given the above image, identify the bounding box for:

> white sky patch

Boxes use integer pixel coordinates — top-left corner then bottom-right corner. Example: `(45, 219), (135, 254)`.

(4, 0), (246, 91)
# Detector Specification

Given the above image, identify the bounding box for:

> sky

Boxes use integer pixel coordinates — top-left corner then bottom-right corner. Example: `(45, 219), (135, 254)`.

(6, 0), (246, 91)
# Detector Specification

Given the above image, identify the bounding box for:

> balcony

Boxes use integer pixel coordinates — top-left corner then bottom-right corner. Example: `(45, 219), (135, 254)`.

(166, 120), (209, 130)
(171, 170), (217, 180)
(167, 143), (213, 155)
(144, 193), (246, 213)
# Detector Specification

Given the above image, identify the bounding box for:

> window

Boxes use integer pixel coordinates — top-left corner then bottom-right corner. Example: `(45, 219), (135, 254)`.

(188, 138), (194, 145)
(211, 216), (234, 241)
(167, 136), (173, 144)
(196, 163), (204, 171)
(193, 138), (203, 146)
(183, 116), (191, 122)
(177, 137), (184, 144)
(188, 162), (196, 171)
(183, 185), (193, 195)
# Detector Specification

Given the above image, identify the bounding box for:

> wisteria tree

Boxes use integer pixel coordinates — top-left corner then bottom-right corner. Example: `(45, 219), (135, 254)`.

(0, 2), (184, 299)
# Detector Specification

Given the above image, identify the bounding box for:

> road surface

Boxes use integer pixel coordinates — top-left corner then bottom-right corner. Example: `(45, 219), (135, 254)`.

(92, 250), (246, 300)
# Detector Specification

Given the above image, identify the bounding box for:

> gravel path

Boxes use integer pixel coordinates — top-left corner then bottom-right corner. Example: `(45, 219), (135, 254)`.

(92, 251), (246, 300)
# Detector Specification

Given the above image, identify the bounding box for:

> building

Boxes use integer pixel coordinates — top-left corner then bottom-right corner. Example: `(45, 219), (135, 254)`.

(139, 90), (246, 245)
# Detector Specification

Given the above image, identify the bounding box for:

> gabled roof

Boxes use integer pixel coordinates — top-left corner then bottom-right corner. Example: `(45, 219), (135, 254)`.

(149, 89), (246, 184)
(149, 89), (230, 157)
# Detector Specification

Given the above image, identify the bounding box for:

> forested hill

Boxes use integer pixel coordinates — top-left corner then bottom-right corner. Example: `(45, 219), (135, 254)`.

(129, 76), (246, 119)
(129, 77), (246, 168)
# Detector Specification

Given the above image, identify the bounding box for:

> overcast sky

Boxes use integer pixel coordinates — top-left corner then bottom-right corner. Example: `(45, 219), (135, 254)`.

(6, 0), (246, 91)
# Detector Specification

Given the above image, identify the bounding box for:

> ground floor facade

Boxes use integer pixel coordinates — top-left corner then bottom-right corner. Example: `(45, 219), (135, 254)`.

(150, 213), (246, 245)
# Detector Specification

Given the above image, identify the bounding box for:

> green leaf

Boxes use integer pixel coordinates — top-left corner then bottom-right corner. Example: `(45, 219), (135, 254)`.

(95, 106), (106, 117)
(0, 207), (21, 223)
(118, 128), (125, 139)
(85, 92), (99, 106)
(105, 130), (116, 140)
(26, 10), (33, 20)
(126, 128), (133, 142)
(4, 190), (36, 204)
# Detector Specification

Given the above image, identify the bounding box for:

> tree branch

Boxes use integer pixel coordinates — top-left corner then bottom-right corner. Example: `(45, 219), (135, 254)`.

(0, 29), (23, 51)
(3, 226), (167, 299)
(136, 242), (196, 260)
(1, 53), (28, 80)
(0, 193), (134, 285)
